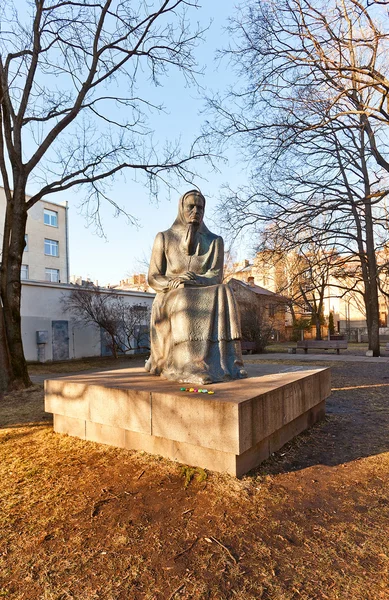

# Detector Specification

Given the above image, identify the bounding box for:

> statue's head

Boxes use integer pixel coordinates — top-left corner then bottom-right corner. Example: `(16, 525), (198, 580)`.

(181, 190), (205, 227)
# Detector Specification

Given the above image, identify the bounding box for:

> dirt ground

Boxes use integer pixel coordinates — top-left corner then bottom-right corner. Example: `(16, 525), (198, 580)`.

(1, 359), (389, 599)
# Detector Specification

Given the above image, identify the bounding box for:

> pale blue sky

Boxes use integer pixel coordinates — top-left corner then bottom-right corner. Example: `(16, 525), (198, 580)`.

(37, 1), (251, 284)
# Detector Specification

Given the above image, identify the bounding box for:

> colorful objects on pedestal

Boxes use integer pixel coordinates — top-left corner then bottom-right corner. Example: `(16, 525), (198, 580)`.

(180, 387), (215, 394)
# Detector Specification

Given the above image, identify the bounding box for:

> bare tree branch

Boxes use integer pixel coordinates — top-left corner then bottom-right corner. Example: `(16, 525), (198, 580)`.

(207, 0), (389, 354)
(0, 0), (210, 391)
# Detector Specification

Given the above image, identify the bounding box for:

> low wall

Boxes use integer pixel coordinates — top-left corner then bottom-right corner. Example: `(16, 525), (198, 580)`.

(21, 281), (154, 362)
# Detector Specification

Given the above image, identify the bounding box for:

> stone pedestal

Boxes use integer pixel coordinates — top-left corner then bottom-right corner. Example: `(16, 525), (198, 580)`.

(45, 364), (330, 477)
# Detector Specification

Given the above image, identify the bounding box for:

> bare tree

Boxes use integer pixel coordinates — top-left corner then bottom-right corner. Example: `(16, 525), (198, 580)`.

(209, 0), (389, 175)
(255, 231), (338, 340)
(0, 0), (208, 392)
(62, 284), (150, 357)
(118, 302), (151, 352)
(240, 308), (275, 353)
(222, 250), (237, 283)
(217, 113), (389, 353)
(207, 0), (389, 355)
(285, 250), (333, 341)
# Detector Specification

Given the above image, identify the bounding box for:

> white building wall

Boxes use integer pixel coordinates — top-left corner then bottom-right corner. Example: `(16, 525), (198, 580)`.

(21, 281), (154, 362)
(0, 186), (69, 283)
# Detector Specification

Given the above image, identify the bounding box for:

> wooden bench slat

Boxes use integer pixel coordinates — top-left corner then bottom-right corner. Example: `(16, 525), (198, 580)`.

(241, 341), (257, 354)
(297, 341), (347, 348)
(296, 340), (348, 354)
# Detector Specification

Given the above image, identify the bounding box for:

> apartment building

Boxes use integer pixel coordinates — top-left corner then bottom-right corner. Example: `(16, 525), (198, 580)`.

(0, 186), (69, 283)
(235, 250), (389, 334)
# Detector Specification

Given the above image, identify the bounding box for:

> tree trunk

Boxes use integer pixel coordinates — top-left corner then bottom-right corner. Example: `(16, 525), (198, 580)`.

(363, 216), (380, 356)
(109, 333), (118, 359)
(0, 182), (32, 390)
(360, 126), (380, 357)
(314, 315), (322, 341)
(364, 243), (381, 356)
(0, 303), (12, 396)
(364, 286), (380, 356)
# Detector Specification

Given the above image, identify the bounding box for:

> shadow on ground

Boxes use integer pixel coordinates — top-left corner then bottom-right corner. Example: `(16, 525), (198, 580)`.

(251, 362), (389, 476)
(2, 362), (388, 476)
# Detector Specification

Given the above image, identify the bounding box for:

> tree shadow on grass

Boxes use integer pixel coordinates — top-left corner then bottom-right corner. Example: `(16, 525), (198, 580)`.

(250, 376), (389, 477)
(0, 421), (51, 442)
(4, 362), (389, 479)
(0, 384), (51, 429)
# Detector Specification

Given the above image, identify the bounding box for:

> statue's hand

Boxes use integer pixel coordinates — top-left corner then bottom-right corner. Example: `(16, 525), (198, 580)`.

(184, 271), (197, 281)
(168, 277), (186, 289)
(168, 272), (203, 289)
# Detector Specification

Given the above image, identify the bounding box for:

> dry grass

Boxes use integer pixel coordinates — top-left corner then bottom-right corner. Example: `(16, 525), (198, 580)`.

(1, 362), (389, 599)
(28, 354), (146, 376)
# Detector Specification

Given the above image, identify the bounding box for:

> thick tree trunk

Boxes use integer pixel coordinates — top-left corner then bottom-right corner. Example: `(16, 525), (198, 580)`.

(364, 210), (380, 356)
(364, 286), (380, 356)
(359, 126), (381, 357)
(0, 303), (12, 396)
(0, 183), (32, 390)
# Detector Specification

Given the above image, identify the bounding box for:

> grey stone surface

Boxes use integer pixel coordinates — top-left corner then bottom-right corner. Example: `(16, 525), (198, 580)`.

(45, 363), (331, 476)
(45, 379), (151, 434)
(145, 190), (248, 385)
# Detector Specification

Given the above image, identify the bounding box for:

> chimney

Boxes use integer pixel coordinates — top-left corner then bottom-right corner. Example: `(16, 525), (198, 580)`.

(247, 276), (255, 286)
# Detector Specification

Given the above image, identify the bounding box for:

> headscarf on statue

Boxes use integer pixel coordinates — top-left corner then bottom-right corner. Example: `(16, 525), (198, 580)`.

(171, 190), (212, 256)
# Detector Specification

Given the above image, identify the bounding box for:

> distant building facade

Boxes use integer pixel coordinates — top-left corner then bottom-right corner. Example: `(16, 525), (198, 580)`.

(114, 273), (153, 293)
(21, 281), (154, 362)
(228, 278), (288, 341)
(237, 249), (389, 337)
(0, 186), (69, 284)
(70, 275), (99, 287)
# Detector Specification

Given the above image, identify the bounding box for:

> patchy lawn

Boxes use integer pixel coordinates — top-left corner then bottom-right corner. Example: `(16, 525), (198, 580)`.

(1, 361), (389, 599)
(28, 354), (147, 376)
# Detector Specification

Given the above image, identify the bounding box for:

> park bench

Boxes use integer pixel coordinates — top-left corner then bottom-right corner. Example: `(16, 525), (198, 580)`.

(241, 341), (257, 354)
(296, 340), (348, 355)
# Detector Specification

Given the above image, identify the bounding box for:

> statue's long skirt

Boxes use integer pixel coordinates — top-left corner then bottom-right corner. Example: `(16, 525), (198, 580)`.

(145, 284), (247, 384)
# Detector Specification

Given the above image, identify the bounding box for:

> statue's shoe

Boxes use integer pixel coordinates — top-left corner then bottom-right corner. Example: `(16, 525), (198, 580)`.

(179, 371), (213, 385)
(238, 368), (248, 379)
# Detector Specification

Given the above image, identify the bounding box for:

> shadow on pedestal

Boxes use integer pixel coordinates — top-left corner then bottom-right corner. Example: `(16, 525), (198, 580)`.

(45, 363), (331, 477)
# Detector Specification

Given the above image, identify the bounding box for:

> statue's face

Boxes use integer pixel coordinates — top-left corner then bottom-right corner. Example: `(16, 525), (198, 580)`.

(182, 193), (205, 226)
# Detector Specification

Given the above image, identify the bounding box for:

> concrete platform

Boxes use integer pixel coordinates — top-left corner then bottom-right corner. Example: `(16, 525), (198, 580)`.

(44, 363), (331, 477)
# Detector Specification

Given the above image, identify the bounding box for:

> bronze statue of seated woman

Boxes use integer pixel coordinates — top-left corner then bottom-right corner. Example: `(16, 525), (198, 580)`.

(145, 189), (248, 385)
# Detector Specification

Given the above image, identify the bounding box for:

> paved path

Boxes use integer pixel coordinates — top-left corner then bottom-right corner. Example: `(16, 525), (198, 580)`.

(245, 352), (389, 363)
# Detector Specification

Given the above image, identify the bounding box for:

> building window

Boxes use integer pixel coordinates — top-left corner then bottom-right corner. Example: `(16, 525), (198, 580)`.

(21, 264), (29, 280)
(24, 234), (28, 251)
(269, 304), (276, 317)
(45, 268), (60, 282)
(44, 239), (59, 256)
(44, 208), (58, 227)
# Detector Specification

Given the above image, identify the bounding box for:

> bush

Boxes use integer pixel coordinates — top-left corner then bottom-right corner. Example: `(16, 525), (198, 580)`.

(241, 310), (275, 353)
(328, 311), (335, 335)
